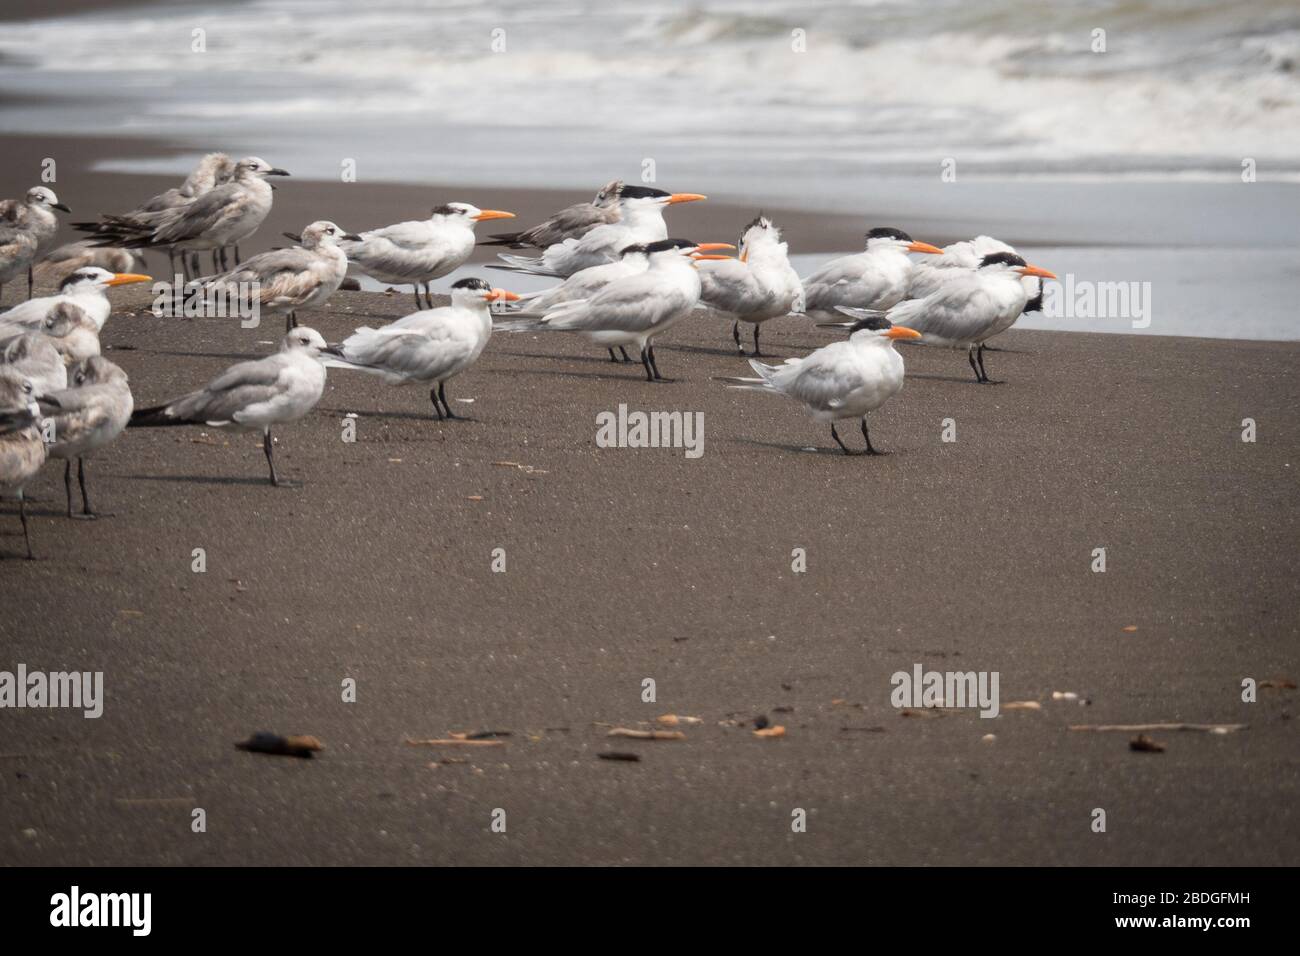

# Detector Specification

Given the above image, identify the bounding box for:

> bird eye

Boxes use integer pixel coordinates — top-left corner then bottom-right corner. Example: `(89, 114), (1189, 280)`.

(22, 382), (32, 394)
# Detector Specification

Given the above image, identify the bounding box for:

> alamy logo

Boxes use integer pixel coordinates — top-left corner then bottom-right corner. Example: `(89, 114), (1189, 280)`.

(0, 665), (103, 718)
(595, 403), (704, 459)
(50, 886), (151, 936)
(891, 664), (1000, 718)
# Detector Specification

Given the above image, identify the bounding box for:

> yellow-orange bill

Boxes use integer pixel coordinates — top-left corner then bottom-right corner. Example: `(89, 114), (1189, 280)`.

(487, 288), (521, 301)
(694, 242), (735, 251)
(885, 326), (923, 340)
(691, 253), (731, 260)
(473, 209), (516, 221)
(106, 273), (152, 286)
(666, 193), (706, 204)
(907, 241), (944, 255)
(1018, 264), (1057, 280)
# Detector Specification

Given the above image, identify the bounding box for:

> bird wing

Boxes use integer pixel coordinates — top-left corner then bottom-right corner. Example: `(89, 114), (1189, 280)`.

(888, 278), (996, 343)
(546, 274), (689, 333)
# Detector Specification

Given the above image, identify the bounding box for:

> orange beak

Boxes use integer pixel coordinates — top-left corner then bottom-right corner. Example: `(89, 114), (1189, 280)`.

(691, 253), (732, 260)
(105, 273), (152, 287)
(907, 241), (944, 255)
(666, 193), (707, 205)
(1017, 264), (1057, 280)
(885, 326), (923, 340)
(485, 288), (521, 302)
(473, 209), (516, 222)
(694, 242), (734, 252)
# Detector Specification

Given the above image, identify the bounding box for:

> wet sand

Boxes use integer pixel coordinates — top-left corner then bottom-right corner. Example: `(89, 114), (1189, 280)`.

(0, 269), (1297, 865)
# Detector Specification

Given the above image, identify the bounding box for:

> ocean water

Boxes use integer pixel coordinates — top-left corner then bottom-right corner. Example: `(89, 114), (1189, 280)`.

(1, 0), (1298, 197)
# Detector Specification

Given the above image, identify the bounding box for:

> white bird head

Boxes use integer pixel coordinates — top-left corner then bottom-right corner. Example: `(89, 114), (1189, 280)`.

(236, 156), (290, 179)
(864, 226), (942, 256)
(300, 221), (362, 248)
(432, 203), (516, 227)
(845, 313), (924, 344)
(736, 214), (792, 264)
(282, 327), (328, 353)
(449, 277), (521, 308)
(59, 267), (152, 295)
(26, 186), (70, 213)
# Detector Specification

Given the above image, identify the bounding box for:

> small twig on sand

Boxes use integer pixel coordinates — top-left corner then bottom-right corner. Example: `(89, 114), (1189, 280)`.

(1068, 723), (1246, 734)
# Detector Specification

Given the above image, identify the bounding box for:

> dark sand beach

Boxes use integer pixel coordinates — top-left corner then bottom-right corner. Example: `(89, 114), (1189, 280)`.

(0, 258), (1296, 864)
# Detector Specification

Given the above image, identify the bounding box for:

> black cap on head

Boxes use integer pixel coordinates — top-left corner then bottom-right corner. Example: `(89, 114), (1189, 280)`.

(866, 226), (912, 242)
(644, 238), (695, 255)
(619, 243), (648, 256)
(979, 251), (1026, 269)
(451, 277), (492, 292)
(617, 184), (670, 201)
(850, 314), (893, 333)
(60, 269), (100, 290)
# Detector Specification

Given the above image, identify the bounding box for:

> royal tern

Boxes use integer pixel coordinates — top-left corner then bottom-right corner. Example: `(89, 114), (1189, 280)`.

(339, 203), (515, 310)
(88, 157), (288, 274)
(129, 327), (328, 486)
(0, 267), (151, 332)
(479, 180), (622, 249)
(497, 239), (727, 381)
(697, 215), (802, 356)
(720, 315), (921, 455)
(493, 185), (705, 278)
(0, 302), (100, 364)
(2, 332), (67, 397)
(837, 252), (1056, 383)
(0, 187), (71, 303)
(197, 220), (360, 332)
(0, 368), (48, 558)
(37, 356), (133, 518)
(323, 277), (518, 419)
(801, 227), (943, 322)
(73, 153), (235, 277)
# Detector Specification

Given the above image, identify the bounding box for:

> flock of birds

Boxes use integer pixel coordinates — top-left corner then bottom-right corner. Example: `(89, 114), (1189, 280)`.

(0, 152), (1056, 560)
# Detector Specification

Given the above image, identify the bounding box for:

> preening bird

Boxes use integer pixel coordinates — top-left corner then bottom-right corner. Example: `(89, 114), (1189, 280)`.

(720, 314), (921, 455)
(0, 301), (100, 364)
(0, 186), (71, 303)
(697, 215), (802, 356)
(1, 332), (67, 397)
(37, 355), (133, 519)
(0, 367), (48, 559)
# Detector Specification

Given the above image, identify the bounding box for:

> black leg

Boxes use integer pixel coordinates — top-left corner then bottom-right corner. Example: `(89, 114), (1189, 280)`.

(647, 343), (665, 381)
(27, 265), (35, 299)
(753, 325), (762, 357)
(608, 348), (619, 363)
(618, 346), (631, 363)
(732, 320), (742, 354)
(234, 243), (242, 265)
(167, 248), (176, 280)
(968, 347), (985, 383)
(263, 427), (279, 486)
(640, 347), (654, 381)
(429, 387), (445, 420)
(72, 457), (107, 517)
(423, 283), (433, 308)
(413, 286), (423, 310)
(975, 344), (1000, 384)
(63, 460), (74, 518)
(18, 491), (34, 559)
(212, 251), (221, 273)
(830, 423), (852, 456)
(861, 419), (882, 455)
(438, 382), (457, 419)
(190, 253), (201, 278)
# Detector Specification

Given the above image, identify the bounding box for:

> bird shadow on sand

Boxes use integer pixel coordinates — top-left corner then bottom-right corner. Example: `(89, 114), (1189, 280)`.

(730, 437), (890, 457)
(137, 349), (263, 363)
(318, 405), (476, 423)
(125, 473), (279, 487)
(488, 365), (649, 384)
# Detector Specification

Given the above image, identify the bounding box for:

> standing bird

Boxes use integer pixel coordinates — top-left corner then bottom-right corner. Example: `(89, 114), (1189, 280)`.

(323, 277), (519, 420)
(2, 332), (67, 397)
(697, 215), (802, 357)
(497, 239), (727, 382)
(720, 315), (921, 456)
(86, 157), (288, 278)
(479, 180), (623, 249)
(73, 152), (235, 277)
(838, 252), (1056, 383)
(36, 356), (133, 519)
(492, 185), (706, 277)
(0, 187), (71, 304)
(0, 301), (100, 363)
(801, 227), (943, 321)
(340, 203), (515, 310)
(129, 327), (329, 486)
(0, 368), (48, 558)
(0, 267), (151, 333)
(196, 220), (360, 332)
